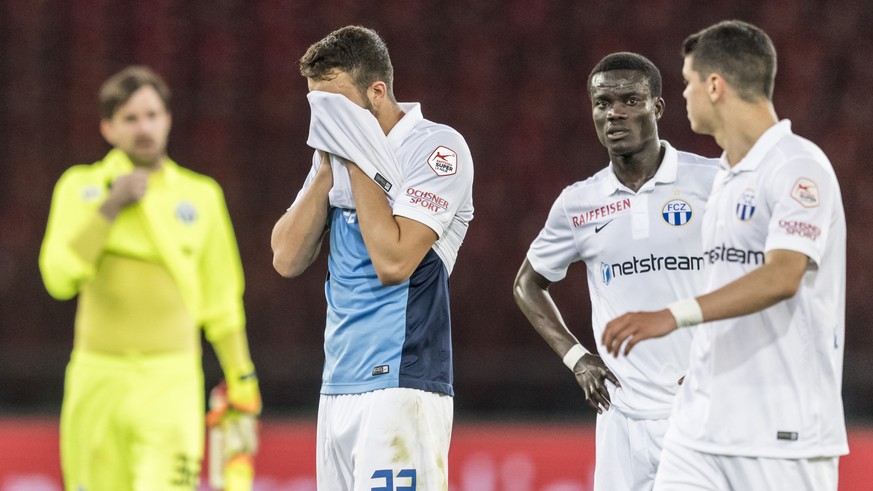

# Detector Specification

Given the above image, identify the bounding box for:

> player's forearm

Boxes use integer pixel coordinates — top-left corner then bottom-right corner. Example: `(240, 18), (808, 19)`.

(212, 330), (260, 412)
(513, 263), (581, 357)
(347, 166), (427, 284)
(697, 249), (808, 323)
(98, 194), (127, 221)
(68, 210), (113, 266)
(271, 177), (331, 278)
(271, 210), (327, 277)
(213, 329), (255, 375)
(518, 295), (580, 358)
(40, 206), (113, 299)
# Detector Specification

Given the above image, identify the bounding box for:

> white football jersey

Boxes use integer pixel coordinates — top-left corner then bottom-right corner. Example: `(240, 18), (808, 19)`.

(290, 103), (474, 398)
(668, 120), (849, 458)
(527, 141), (718, 419)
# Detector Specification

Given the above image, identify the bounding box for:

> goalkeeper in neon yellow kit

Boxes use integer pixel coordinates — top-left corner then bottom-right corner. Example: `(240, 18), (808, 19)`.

(39, 66), (260, 491)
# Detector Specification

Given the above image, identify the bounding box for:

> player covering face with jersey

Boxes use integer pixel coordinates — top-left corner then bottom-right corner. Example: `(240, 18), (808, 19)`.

(272, 26), (474, 490)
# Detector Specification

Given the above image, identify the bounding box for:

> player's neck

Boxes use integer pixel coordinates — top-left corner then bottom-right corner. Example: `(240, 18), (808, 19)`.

(717, 101), (778, 166)
(611, 142), (664, 193)
(376, 102), (405, 135)
(127, 152), (165, 172)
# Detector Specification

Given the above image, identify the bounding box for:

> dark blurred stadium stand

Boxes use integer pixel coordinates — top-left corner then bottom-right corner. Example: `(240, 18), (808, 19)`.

(1, 0), (871, 423)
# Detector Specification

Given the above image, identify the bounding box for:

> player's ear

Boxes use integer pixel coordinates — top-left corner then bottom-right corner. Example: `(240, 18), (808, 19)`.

(707, 74), (724, 103)
(369, 80), (388, 108)
(653, 97), (665, 120)
(99, 119), (115, 146)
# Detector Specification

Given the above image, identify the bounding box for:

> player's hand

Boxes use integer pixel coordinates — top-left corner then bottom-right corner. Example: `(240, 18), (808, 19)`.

(207, 378), (259, 491)
(110, 169), (149, 205)
(223, 410), (259, 456)
(317, 150), (332, 172)
(337, 155), (361, 173)
(227, 370), (262, 416)
(207, 380), (260, 456)
(310, 151), (334, 195)
(602, 309), (677, 357)
(227, 371), (261, 456)
(101, 169), (149, 219)
(572, 353), (621, 414)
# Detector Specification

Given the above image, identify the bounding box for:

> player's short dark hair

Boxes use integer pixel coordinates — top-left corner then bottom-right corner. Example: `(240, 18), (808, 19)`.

(682, 20), (777, 102)
(300, 25), (395, 103)
(587, 52), (662, 98)
(99, 66), (171, 120)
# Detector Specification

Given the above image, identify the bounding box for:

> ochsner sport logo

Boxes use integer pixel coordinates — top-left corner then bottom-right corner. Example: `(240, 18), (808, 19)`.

(405, 187), (449, 212)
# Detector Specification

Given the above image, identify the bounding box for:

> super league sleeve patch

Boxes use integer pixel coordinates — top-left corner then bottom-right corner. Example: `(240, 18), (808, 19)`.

(426, 146), (458, 176)
(790, 178), (820, 208)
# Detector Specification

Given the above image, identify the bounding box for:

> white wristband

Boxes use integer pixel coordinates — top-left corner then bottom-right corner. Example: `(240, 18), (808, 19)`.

(667, 298), (704, 328)
(562, 344), (589, 371)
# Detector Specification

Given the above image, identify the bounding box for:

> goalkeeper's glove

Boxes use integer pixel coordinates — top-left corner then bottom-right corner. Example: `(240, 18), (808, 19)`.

(207, 373), (261, 491)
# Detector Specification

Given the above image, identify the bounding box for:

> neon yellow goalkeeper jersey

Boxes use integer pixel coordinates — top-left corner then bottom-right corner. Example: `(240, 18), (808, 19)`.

(39, 149), (246, 352)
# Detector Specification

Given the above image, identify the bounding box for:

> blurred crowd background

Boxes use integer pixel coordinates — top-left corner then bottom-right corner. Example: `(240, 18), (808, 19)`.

(1, 0), (871, 423)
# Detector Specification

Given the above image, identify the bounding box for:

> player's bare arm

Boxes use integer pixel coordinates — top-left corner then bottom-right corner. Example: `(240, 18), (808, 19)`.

(513, 259), (620, 413)
(602, 249), (809, 356)
(271, 152), (333, 277)
(343, 160), (437, 286)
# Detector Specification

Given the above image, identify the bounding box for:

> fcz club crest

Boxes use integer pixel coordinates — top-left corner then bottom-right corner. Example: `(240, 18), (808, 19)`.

(662, 199), (692, 226)
(175, 201), (198, 224)
(736, 189), (756, 221)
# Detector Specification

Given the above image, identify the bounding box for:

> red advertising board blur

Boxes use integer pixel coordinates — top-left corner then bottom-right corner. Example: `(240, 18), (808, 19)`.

(1, 418), (870, 490)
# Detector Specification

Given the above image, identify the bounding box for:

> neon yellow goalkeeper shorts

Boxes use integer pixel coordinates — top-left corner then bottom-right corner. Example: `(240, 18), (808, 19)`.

(61, 349), (205, 491)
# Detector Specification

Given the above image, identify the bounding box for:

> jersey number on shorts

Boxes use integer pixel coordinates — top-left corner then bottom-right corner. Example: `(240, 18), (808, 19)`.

(371, 468), (416, 490)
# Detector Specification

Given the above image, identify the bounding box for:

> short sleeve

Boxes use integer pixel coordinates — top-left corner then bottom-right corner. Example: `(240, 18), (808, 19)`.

(526, 191), (581, 282)
(392, 130), (474, 238)
(763, 158), (837, 266)
(289, 151), (322, 210)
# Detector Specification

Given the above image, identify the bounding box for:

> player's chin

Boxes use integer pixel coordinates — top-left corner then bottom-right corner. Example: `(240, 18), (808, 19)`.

(687, 117), (712, 136)
(129, 148), (163, 166)
(605, 139), (639, 156)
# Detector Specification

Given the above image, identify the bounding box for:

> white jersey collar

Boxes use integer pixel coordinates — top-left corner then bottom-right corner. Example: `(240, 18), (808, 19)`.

(720, 119), (792, 173)
(387, 102), (423, 150)
(602, 140), (678, 195)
